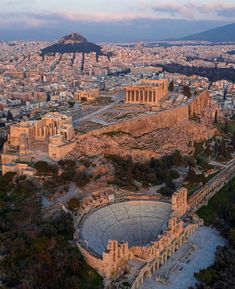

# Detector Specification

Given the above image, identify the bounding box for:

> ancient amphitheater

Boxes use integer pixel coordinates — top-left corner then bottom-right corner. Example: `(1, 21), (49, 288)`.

(75, 189), (202, 289)
(76, 153), (235, 289)
(80, 200), (171, 256)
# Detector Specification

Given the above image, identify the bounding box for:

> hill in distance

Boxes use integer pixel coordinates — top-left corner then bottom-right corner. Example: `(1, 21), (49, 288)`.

(40, 32), (104, 56)
(181, 22), (235, 42)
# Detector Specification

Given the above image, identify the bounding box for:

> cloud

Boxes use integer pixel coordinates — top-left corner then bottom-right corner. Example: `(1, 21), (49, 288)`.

(217, 7), (235, 18)
(0, 1), (235, 30)
(0, 11), (166, 29)
(0, 13), (57, 28)
(149, 1), (235, 21)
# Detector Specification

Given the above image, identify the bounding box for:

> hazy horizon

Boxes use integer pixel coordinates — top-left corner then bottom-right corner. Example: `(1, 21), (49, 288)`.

(1, 0), (235, 42)
(0, 20), (233, 43)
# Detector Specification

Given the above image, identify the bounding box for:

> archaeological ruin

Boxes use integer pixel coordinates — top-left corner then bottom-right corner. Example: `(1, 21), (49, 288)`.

(125, 79), (168, 106)
(75, 188), (201, 289)
(74, 88), (100, 102)
(1, 86), (218, 175)
(1, 112), (75, 175)
(74, 155), (235, 289)
(69, 89), (219, 161)
(1, 80), (232, 289)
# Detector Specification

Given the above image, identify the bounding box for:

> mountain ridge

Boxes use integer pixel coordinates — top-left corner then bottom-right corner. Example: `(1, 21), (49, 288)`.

(181, 22), (235, 42)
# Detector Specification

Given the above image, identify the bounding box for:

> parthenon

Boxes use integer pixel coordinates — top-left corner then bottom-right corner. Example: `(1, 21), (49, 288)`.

(125, 79), (168, 106)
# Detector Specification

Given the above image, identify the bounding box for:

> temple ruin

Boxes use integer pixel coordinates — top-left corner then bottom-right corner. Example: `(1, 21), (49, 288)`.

(74, 88), (100, 102)
(125, 79), (168, 106)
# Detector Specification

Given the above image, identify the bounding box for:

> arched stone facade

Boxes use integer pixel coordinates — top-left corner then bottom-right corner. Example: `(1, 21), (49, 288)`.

(75, 189), (201, 289)
(188, 159), (235, 211)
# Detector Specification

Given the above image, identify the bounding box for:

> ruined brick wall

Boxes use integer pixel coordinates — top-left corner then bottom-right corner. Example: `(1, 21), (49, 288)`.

(172, 188), (188, 217)
(1, 153), (18, 175)
(78, 240), (131, 279)
(48, 141), (76, 160)
(78, 244), (108, 276)
(9, 125), (35, 146)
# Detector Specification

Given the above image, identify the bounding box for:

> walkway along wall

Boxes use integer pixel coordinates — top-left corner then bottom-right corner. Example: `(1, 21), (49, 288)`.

(188, 158), (235, 211)
(76, 90), (211, 139)
(128, 158), (235, 289)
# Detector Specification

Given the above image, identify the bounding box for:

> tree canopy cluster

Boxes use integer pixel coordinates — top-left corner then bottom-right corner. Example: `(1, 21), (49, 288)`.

(35, 160), (91, 195)
(195, 177), (235, 289)
(107, 151), (190, 195)
(0, 174), (102, 289)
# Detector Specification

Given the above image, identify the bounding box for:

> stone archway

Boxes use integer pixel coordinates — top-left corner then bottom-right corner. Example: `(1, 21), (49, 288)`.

(81, 97), (88, 102)
(143, 269), (151, 280)
(167, 249), (172, 258)
(161, 251), (168, 264)
(171, 245), (176, 255)
(154, 261), (160, 271)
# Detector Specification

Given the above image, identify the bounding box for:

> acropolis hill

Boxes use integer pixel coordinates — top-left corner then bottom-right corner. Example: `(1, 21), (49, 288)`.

(1, 71), (233, 289)
(69, 88), (219, 161)
(1, 80), (220, 175)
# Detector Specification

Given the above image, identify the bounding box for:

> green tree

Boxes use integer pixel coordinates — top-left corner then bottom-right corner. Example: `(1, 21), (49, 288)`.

(183, 85), (192, 98)
(195, 269), (213, 284)
(169, 80), (174, 91)
(228, 228), (235, 246)
(67, 198), (80, 212)
(34, 161), (49, 174)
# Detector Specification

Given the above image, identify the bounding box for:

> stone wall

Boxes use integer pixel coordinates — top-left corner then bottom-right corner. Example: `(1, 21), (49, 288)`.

(188, 90), (210, 116)
(130, 222), (199, 289)
(172, 188), (188, 217)
(77, 90), (210, 139)
(9, 124), (35, 146)
(78, 99), (190, 139)
(69, 90), (216, 160)
(48, 141), (76, 161)
(188, 158), (235, 211)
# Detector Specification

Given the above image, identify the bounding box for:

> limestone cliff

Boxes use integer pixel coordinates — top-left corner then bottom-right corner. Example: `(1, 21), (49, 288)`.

(68, 91), (220, 161)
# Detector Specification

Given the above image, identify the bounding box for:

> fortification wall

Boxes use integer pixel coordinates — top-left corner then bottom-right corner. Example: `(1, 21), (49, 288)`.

(77, 90), (211, 140)
(9, 125), (34, 146)
(48, 141), (76, 160)
(188, 90), (210, 116)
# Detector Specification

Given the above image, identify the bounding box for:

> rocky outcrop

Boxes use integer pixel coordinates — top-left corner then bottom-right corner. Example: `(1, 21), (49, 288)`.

(69, 119), (216, 161)
(68, 90), (220, 161)
(40, 33), (104, 57)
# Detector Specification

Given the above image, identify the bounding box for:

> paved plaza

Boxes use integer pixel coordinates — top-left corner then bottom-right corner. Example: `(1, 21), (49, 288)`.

(140, 226), (227, 289)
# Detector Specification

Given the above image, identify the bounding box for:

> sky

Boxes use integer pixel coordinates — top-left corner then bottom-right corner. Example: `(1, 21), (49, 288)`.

(1, 0), (235, 42)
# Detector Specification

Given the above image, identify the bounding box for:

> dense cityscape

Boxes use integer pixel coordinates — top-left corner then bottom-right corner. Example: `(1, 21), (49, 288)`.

(1, 2), (235, 289)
